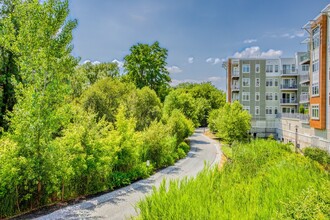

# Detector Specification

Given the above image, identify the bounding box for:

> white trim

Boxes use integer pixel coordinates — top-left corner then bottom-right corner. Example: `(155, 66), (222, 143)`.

(311, 104), (320, 120)
(242, 64), (250, 73)
(242, 78), (250, 87)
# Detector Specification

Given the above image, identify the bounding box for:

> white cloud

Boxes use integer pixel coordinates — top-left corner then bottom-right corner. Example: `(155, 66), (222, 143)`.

(83, 60), (91, 64)
(166, 65), (183, 74)
(233, 46), (282, 59)
(112, 59), (124, 68)
(208, 76), (223, 82)
(171, 79), (201, 86)
(213, 58), (221, 65)
(188, 57), (194, 64)
(93, 61), (101, 65)
(243, 39), (257, 44)
(269, 30), (305, 39)
(206, 58), (213, 63)
(82, 60), (101, 65)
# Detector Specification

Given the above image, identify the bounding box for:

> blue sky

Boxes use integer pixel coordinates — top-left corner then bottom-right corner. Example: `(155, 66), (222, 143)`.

(69, 0), (327, 90)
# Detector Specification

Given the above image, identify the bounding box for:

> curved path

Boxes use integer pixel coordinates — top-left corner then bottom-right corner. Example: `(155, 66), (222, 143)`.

(35, 128), (221, 220)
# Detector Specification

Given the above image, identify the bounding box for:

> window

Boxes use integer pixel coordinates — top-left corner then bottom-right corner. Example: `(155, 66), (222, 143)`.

(255, 78), (260, 87)
(266, 107), (273, 115)
(291, 64), (296, 73)
(266, 92), (273, 100)
(274, 107), (278, 115)
(274, 93), (278, 101)
(255, 106), (260, 115)
(266, 79), (273, 87)
(266, 65), (273, 73)
(312, 26), (320, 50)
(243, 106), (250, 113)
(255, 64), (260, 73)
(312, 84), (319, 96)
(312, 60), (319, 73)
(255, 92), (260, 101)
(302, 64), (309, 71)
(242, 92), (250, 101)
(274, 65), (279, 73)
(311, 105), (319, 119)
(242, 78), (250, 87)
(274, 79), (279, 87)
(242, 64), (250, 73)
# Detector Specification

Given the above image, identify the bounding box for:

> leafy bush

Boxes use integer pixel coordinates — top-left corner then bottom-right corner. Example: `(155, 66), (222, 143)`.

(304, 147), (330, 167)
(178, 142), (190, 154)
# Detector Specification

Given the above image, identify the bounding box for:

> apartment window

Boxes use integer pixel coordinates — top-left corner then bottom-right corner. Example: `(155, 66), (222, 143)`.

(255, 92), (260, 101)
(274, 65), (279, 73)
(274, 79), (279, 87)
(274, 107), (278, 115)
(242, 64), (250, 73)
(291, 64), (296, 73)
(302, 64), (309, 71)
(255, 64), (260, 73)
(266, 107), (273, 115)
(255, 106), (260, 115)
(242, 92), (250, 101)
(312, 26), (320, 50)
(266, 79), (273, 87)
(312, 60), (319, 73)
(242, 78), (250, 87)
(266, 65), (273, 73)
(312, 84), (319, 96)
(255, 78), (260, 87)
(311, 105), (319, 120)
(266, 92), (273, 100)
(243, 106), (250, 113)
(274, 93), (278, 101)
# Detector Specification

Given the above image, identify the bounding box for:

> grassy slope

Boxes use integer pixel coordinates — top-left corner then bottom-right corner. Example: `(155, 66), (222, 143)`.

(137, 140), (330, 220)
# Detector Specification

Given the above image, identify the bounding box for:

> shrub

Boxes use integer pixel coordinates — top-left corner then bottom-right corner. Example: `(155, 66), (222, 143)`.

(304, 147), (330, 167)
(178, 142), (190, 154)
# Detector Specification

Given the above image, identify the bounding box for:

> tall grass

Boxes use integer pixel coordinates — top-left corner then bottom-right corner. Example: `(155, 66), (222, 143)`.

(137, 140), (330, 219)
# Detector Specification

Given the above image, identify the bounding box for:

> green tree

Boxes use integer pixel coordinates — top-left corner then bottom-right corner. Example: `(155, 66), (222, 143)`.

(163, 90), (199, 126)
(208, 101), (251, 145)
(0, 0), (78, 212)
(124, 87), (162, 131)
(124, 41), (170, 100)
(80, 78), (135, 123)
(71, 61), (119, 98)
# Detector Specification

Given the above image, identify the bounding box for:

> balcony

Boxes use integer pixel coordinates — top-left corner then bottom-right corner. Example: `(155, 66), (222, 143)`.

(299, 52), (310, 65)
(300, 74), (310, 84)
(280, 84), (298, 90)
(231, 84), (240, 92)
(280, 69), (298, 76)
(299, 94), (310, 103)
(276, 113), (310, 124)
(232, 71), (239, 78)
(280, 98), (298, 105)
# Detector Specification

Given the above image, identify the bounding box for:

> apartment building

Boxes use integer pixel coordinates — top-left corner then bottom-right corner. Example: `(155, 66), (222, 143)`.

(226, 56), (308, 138)
(225, 4), (330, 152)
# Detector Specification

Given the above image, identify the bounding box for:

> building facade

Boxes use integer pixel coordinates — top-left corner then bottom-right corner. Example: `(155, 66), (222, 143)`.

(225, 4), (330, 152)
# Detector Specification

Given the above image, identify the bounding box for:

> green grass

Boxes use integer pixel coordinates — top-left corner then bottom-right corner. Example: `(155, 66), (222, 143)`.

(137, 140), (330, 220)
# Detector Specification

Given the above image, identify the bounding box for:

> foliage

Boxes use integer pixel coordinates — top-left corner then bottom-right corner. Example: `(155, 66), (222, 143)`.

(304, 147), (330, 167)
(163, 90), (199, 126)
(124, 41), (170, 100)
(80, 78), (134, 123)
(71, 61), (119, 98)
(208, 101), (251, 145)
(299, 104), (305, 114)
(123, 87), (162, 131)
(137, 140), (330, 219)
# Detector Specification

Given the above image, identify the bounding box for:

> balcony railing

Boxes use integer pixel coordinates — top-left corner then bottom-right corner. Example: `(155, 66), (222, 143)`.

(280, 98), (297, 104)
(276, 113), (310, 122)
(299, 52), (310, 64)
(300, 74), (310, 83)
(231, 84), (240, 91)
(280, 84), (298, 89)
(232, 71), (239, 77)
(300, 94), (310, 103)
(281, 69), (298, 76)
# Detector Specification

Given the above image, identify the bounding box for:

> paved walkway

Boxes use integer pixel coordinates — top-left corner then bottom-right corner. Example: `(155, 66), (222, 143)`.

(35, 128), (221, 220)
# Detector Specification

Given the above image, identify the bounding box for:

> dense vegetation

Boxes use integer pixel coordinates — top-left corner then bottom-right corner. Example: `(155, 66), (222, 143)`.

(137, 140), (330, 219)
(0, 1), (225, 218)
